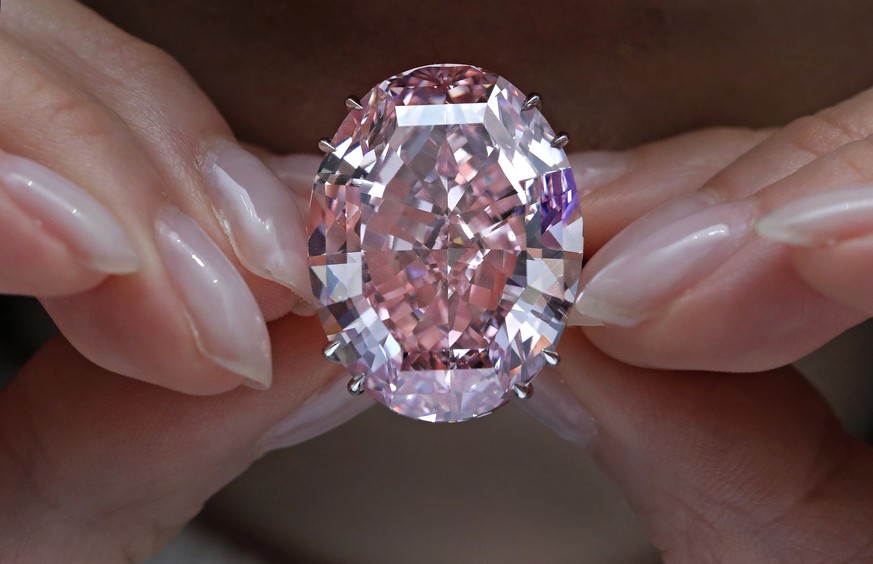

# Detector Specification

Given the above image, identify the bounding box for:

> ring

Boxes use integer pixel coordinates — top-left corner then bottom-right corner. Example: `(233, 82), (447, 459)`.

(308, 64), (583, 423)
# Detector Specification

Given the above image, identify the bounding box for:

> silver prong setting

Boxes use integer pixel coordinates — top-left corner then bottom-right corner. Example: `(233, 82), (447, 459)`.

(550, 132), (570, 148)
(542, 349), (561, 367)
(345, 95), (364, 111)
(322, 341), (342, 362)
(318, 137), (337, 153)
(512, 382), (534, 400)
(348, 374), (366, 396)
(521, 92), (542, 112)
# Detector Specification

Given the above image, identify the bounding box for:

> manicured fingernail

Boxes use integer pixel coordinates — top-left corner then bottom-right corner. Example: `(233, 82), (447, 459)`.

(575, 199), (754, 327)
(263, 153), (323, 213)
(569, 191), (721, 326)
(0, 151), (140, 274)
(155, 206), (272, 388)
(258, 373), (374, 452)
(202, 142), (317, 316)
(515, 371), (597, 448)
(570, 151), (632, 194)
(756, 185), (873, 247)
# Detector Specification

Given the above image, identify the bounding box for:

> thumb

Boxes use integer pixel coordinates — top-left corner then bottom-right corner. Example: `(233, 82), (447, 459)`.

(555, 328), (873, 562)
(0, 314), (371, 562)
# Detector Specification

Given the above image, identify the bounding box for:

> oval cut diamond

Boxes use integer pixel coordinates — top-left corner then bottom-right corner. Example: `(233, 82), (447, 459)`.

(308, 64), (583, 423)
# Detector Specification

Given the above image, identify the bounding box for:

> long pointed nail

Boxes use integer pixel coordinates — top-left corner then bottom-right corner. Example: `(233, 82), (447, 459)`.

(0, 151), (140, 274)
(258, 373), (374, 452)
(155, 206), (272, 388)
(756, 185), (873, 247)
(569, 191), (720, 326)
(202, 142), (316, 315)
(575, 199), (755, 327)
(515, 371), (597, 448)
(260, 153), (323, 214)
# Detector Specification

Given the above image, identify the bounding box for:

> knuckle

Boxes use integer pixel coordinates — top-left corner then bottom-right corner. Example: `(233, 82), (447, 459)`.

(783, 114), (861, 159)
(783, 106), (873, 162)
(813, 106), (871, 141)
(827, 136), (873, 181)
(39, 88), (121, 146)
(101, 33), (190, 87)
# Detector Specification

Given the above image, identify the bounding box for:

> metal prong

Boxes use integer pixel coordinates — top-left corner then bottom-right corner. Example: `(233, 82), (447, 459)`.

(318, 137), (337, 153)
(348, 374), (366, 396)
(542, 349), (561, 367)
(550, 132), (570, 148)
(345, 95), (364, 111)
(322, 341), (342, 362)
(512, 382), (534, 400)
(521, 92), (542, 111)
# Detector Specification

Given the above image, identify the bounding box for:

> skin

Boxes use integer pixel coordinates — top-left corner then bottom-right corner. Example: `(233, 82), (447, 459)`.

(1, 0), (872, 561)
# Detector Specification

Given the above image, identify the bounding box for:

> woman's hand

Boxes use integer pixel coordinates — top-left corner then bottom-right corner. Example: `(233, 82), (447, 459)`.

(573, 85), (873, 372)
(237, 100), (873, 560)
(0, 315), (371, 561)
(541, 84), (873, 561)
(548, 331), (873, 563)
(0, 0), (315, 394)
(0, 4), (374, 559)
(4, 0), (873, 561)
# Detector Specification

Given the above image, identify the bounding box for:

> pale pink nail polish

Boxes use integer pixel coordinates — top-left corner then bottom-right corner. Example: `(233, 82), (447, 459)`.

(515, 371), (597, 447)
(262, 153), (322, 217)
(575, 199), (755, 327)
(570, 151), (632, 195)
(258, 373), (374, 452)
(569, 191), (722, 326)
(155, 206), (272, 388)
(756, 185), (873, 246)
(0, 151), (140, 274)
(202, 142), (317, 316)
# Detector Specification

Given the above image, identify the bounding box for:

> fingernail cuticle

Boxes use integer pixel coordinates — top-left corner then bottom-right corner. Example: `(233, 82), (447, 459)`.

(756, 184), (873, 247)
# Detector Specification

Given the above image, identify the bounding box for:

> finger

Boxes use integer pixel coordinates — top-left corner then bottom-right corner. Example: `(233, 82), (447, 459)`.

(0, 314), (372, 562)
(575, 87), (873, 371)
(0, 34), (266, 392)
(757, 184), (873, 315)
(572, 127), (772, 254)
(555, 329), (873, 562)
(0, 0), (313, 393)
(0, 150), (139, 296)
(5, 0), (314, 314)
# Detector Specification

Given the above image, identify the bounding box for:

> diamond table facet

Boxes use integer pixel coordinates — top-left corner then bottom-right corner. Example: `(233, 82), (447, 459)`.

(308, 64), (583, 423)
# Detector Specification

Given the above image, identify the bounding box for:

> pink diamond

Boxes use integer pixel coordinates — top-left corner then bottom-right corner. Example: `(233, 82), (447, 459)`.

(308, 64), (583, 422)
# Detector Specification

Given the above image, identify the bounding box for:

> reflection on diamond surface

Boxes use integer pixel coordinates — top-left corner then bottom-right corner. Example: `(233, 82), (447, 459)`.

(309, 64), (583, 422)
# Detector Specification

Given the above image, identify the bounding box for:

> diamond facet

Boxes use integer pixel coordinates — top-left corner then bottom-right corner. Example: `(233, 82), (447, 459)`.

(308, 64), (583, 423)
